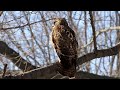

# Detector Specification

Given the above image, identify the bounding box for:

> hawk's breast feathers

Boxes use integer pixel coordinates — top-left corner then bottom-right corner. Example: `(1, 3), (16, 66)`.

(51, 18), (78, 77)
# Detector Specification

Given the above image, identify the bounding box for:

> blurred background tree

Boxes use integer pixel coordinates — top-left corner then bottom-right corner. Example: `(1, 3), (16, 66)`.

(0, 11), (120, 78)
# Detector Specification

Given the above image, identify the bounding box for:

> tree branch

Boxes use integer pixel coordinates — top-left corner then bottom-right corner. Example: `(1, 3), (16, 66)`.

(75, 71), (118, 79)
(2, 64), (118, 79)
(0, 18), (54, 31)
(0, 41), (37, 71)
(82, 26), (120, 49)
(2, 63), (59, 79)
(77, 42), (120, 65)
(89, 11), (97, 51)
(0, 42), (120, 79)
(0, 38), (120, 79)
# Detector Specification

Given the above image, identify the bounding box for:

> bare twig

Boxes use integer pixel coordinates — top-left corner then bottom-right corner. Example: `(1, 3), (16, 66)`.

(0, 18), (54, 31)
(82, 26), (120, 49)
(2, 64), (7, 78)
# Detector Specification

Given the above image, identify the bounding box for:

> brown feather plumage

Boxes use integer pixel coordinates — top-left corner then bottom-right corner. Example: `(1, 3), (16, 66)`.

(52, 18), (78, 77)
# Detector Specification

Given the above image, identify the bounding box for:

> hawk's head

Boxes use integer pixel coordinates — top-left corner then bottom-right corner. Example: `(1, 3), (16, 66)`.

(53, 18), (68, 26)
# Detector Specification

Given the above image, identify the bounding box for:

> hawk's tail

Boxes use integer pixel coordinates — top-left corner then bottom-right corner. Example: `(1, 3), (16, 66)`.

(58, 63), (76, 77)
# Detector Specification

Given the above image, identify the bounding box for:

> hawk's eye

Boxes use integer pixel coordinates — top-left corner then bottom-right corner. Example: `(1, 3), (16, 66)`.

(54, 21), (56, 25)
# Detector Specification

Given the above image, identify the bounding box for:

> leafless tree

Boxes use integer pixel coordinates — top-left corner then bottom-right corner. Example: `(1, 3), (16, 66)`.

(0, 11), (120, 79)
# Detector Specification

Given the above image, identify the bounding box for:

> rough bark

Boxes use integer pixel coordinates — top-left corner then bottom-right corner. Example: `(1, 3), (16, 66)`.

(2, 65), (118, 79)
(75, 71), (118, 79)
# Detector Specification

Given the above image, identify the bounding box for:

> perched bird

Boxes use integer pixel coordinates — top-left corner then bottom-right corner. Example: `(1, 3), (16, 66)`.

(51, 18), (78, 77)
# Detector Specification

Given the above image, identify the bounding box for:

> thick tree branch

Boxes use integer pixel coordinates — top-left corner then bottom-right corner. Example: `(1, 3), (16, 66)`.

(75, 71), (118, 79)
(2, 63), (59, 79)
(2, 65), (118, 79)
(77, 42), (120, 65)
(0, 41), (37, 71)
(1, 42), (120, 79)
(1, 38), (120, 79)
(1, 41), (120, 79)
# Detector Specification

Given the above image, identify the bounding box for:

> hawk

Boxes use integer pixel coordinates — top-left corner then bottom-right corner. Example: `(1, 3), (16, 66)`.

(51, 18), (78, 77)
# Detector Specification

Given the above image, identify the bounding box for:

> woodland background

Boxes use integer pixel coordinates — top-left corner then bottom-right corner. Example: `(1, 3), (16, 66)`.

(0, 11), (120, 79)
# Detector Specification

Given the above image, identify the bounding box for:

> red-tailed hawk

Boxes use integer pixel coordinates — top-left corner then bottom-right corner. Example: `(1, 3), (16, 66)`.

(51, 18), (78, 77)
